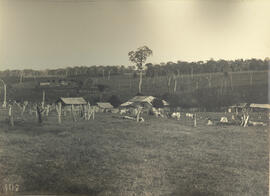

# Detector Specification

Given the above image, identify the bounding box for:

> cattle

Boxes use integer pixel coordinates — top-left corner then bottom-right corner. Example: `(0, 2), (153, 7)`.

(207, 119), (213, 125)
(186, 113), (194, 119)
(220, 117), (228, 123)
(171, 112), (181, 120)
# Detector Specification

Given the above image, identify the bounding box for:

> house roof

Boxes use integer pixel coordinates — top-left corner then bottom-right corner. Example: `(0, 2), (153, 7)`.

(129, 96), (156, 104)
(120, 96), (169, 108)
(250, 103), (270, 109)
(58, 97), (87, 105)
(229, 103), (248, 108)
(162, 100), (169, 106)
(120, 101), (134, 107)
(96, 102), (114, 109)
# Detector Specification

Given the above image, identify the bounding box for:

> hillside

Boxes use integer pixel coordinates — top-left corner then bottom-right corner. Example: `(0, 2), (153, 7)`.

(0, 70), (268, 108)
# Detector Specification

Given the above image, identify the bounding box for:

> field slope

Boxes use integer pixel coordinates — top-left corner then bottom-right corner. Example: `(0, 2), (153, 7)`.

(0, 112), (268, 196)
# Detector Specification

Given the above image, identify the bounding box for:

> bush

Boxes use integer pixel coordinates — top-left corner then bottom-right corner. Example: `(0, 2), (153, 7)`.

(108, 95), (121, 107)
(152, 98), (164, 108)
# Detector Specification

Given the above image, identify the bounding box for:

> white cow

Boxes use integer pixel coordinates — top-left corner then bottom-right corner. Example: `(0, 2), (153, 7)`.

(171, 112), (181, 120)
(220, 117), (228, 123)
(186, 113), (194, 119)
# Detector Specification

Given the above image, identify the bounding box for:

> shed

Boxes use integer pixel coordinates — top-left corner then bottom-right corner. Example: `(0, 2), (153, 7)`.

(56, 97), (87, 112)
(249, 103), (270, 112)
(228, 103), (248, 113)
(57, 97), (87, 106)
(96, 102), (114, 112)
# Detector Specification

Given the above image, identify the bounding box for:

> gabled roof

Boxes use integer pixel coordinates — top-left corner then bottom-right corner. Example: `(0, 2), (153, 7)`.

(129, 96), (156, 104)
(250, 103), (270, 109)
(120, 96), (169, 108)
(120, 101), (134, 107)
(96, 102), (114, 109)
(162, 100), (169, 106)
(58, 97), (87, 105)
(230, 103), (248, 108)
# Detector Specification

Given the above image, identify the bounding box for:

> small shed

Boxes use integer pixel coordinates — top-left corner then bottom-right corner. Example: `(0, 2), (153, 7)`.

(249, 103), (270, 112)
(56, 97), (87, 111)
(96, 102), (114, 112)
(228, 103), (248, 113)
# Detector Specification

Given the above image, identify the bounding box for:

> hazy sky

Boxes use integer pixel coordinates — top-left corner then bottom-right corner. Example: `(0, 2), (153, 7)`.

(0, 0), (269, 70)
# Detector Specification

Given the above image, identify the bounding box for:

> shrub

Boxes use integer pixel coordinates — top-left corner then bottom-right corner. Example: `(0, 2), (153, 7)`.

(108, 95), (121, 107)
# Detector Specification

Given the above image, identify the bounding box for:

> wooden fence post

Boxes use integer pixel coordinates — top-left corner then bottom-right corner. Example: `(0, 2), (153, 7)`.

(36, 104), (42, 124)
(56, 102), (62, 124)
(42, 90), (45, 109)
(8, 104), (14, 127)
(194, 114), (197, 127)
(3, 84), (7, 108)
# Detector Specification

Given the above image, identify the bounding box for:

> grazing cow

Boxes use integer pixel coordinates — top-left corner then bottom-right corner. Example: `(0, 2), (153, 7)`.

(171, 112), (181, 120)
(220, 117), (228, 123)
(186, 113), (194, 119)
(207, 119), (213, 125)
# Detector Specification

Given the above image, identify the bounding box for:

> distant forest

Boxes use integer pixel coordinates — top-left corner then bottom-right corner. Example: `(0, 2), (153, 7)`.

(0, 58), (269, 78)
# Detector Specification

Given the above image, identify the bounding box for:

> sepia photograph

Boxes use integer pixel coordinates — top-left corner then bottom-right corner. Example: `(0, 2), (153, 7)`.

(0, 0), (269, 195)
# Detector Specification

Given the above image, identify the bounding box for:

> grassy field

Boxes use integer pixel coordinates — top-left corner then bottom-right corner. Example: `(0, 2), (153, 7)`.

(1, 70), (268, 103)
(0, 111), (268, 196)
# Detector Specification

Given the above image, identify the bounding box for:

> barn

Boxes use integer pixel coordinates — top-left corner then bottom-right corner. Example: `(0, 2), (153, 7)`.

(56, 97), (87, 112)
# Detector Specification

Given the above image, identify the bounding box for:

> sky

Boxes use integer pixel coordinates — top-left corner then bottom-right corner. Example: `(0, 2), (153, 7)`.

(0, 0), (269, 70)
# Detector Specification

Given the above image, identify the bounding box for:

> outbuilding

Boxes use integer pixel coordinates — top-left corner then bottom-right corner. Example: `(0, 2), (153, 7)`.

(56, 97), (87, 112)
(96, 102), (114, 112)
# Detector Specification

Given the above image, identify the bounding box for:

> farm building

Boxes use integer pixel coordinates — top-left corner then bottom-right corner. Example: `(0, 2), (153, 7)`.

(39, 82), (50, 86)
(56, 97), (87, 111)
(249, 103), (270, 111)
(96, 102), (114, 112)
(228, 103), (248, 113)
(120, 96), (169, 111)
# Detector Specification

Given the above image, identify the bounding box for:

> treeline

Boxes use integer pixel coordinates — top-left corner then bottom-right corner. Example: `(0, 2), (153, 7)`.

(0, 58), (268, 79)
(162, 84), (268, 111)
(145, 58), (269, 77)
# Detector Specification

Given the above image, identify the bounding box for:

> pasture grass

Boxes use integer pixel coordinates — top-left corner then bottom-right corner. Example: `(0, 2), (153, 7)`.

(0, 112), (268, 196)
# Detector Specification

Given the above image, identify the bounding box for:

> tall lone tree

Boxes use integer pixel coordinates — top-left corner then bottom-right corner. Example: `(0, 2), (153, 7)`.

(128, 46), (153, 94)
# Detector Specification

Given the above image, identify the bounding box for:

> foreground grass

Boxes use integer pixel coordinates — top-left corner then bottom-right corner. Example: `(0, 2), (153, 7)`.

(0, 112), (268, 196)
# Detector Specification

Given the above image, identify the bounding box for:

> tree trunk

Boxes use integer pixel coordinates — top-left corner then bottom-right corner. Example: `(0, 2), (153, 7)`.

(230, 73), (233, 90)
(167, 76), (172, 94)
(42, 90), (45, 109)
(57, 102), (62, 124)
(2, 84), (7, 108)
(138, 71), (143, 94)
(36, 105), (42, 124)
(20, 72), (23, 83)
(249, 72), (253, 86)
(8, 105), (14, 127)
(173, 76), (178, 93)
(108, 70), (111, 80)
